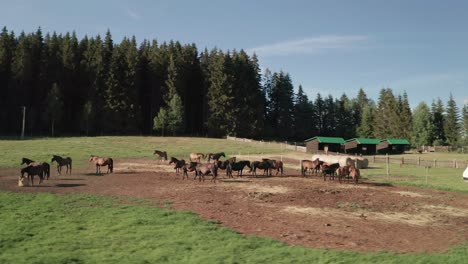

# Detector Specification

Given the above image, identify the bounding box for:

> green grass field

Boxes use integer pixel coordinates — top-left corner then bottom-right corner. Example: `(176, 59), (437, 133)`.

(0, 136), (291, 168)
(1, 192), (467, 264)
(2, 137), (468, 262)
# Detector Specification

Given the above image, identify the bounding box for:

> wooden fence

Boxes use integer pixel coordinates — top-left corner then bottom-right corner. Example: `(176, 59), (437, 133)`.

(372, 155), (468, 169)
(226, 136), (307, 152)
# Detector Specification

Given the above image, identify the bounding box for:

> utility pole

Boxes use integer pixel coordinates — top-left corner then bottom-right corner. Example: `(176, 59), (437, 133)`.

(21, 106), (26, 139)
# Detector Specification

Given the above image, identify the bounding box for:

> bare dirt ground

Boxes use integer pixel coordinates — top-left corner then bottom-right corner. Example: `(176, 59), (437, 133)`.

(2, 157), (468, 253)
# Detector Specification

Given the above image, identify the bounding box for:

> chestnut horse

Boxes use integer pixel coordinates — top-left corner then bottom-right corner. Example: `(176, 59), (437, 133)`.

(189, 153), (205, 163)
(89, 155), (113, 174)
(153, 150), (168, 161)
(300, 159), (323, 177)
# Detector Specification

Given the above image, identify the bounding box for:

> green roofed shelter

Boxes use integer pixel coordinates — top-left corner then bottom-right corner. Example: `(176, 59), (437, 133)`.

(305, 136), (345, 153)
(344, 138), (380, 155)
(377, 138), (410, 154)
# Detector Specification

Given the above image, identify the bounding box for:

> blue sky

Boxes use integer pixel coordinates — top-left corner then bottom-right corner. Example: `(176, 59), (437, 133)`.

(1, 0), (467, 108)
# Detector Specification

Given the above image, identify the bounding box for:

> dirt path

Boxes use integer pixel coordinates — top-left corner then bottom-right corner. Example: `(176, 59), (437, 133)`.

(2, 158), (468, 253)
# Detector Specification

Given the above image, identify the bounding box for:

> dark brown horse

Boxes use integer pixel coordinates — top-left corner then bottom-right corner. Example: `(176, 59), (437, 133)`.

(51, 155), (72, 175)
(348, 166), (360, 184)
(153, 150), (168, 161)
(250, 160), (273, 177)
(89, 155), (113, 174)
(265, 159), (284, 176)
(195, 163), (218, 182)
(169, 157), (186, 173)
(227, 160), (251, 177)
(208, 152), (225, 162)
(189, 153), (205, 163)
(320, 163), (340, 181)
(300, 159), (323, 177)
(21, 158), (50, 180)
(21, 163), (45, 186)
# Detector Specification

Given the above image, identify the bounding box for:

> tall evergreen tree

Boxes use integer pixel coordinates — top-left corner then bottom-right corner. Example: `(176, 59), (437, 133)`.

(462, 104), (468, 145)
(357, 103), (375, 138)
(293, 85), (314, 140)
(431, 98), (445, 145)
(44, 83), (64, 136)
(374, 88), (399, 139)
(444, 94), (461, 145)
(398, 91), (412, 139)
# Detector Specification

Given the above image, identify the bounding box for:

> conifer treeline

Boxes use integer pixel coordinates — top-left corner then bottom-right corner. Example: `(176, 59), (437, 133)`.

(0, 27), (467, 145)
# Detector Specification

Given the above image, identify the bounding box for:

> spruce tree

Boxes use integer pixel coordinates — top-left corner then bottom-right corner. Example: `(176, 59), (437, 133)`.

(357, 103), (375, 138)
(398, 91), (412, 139)
(45, 83), (64, 136)
(293, 85), (314, 140)
(462, 104), (468, 145)
(444, 94), (461, 146)
(431, 98), (445, 145)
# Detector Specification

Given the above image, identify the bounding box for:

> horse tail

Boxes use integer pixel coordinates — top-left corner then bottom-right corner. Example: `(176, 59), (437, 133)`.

(69, 158), (72, 174)
(109, 158), (113, 173)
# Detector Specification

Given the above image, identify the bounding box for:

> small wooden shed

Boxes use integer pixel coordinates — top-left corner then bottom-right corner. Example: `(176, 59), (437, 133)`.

(344, 138), (380, 155)
(305, 136), (345, 154)
(376, 139), (410, 154)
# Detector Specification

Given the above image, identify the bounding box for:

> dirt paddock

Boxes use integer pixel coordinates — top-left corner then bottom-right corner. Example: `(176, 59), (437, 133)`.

(2, 158), (468, 253)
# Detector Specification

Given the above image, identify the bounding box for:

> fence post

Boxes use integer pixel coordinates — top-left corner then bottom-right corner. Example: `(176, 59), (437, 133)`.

(433, 159), (436, 168)
(373, 155), (376, 163)
(386, 153), (389, 178)
(418, 156), (421, 166)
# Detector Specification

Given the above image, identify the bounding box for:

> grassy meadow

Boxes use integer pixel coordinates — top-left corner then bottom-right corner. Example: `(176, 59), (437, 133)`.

(0, 136), (291, 168)
(2, 136), (468, 262)
(1, 192), (468, 264)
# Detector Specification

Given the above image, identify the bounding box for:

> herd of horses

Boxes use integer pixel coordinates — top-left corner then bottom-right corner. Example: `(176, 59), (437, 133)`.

(18, 150), (359, 186)
(19, 155), (113, 186)
(155, 150), (359, 184)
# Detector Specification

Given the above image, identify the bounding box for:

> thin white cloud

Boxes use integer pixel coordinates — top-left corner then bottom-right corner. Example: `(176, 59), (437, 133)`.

(247, 35), (368, 57)
(126, 9), (141, 21)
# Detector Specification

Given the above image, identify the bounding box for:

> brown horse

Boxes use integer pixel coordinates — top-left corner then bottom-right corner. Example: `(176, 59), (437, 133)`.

(169, 157), (186, 173)
(250, 160), (273, 177)
(348, 166), (360, 184)
(335, 166), (350, 183)
(300, 159), (323, 177)
(182, 162), (198, 180)
(195, 163), (218, 182)
(153, 150), (168, 161)
(89, 155), (113, 174)
(21, 158), (50, 180)
(189, 153), (205, 163)
(21, 163), (45, 186)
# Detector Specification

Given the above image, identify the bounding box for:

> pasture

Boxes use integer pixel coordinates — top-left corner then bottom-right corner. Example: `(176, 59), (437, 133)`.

(1, 136), (468, 263)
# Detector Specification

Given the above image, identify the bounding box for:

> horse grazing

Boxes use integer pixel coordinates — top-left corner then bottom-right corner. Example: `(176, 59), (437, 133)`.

(21, 158), (50, 180)
(153, 150), (168, 161)
(195, 163), (218, 182)
(169, 157), (186, 173)
(21, 163), (45, 186)
(89, 155), (113, 174)
(300, 159), (323, 177)
(228, 160), (251, 177)
(208, 152), (225, 162)
(189, 153), (205, 163)
(51, 155), (72, 175)
(320, 163), (340, 181)
(250, 160), (273, 177)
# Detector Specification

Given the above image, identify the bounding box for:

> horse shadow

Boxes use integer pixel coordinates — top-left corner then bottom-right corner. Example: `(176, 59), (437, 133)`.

(219, 179), (252, 183)
(83, 173), (105, 176)
(55, 183), (86, 188)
